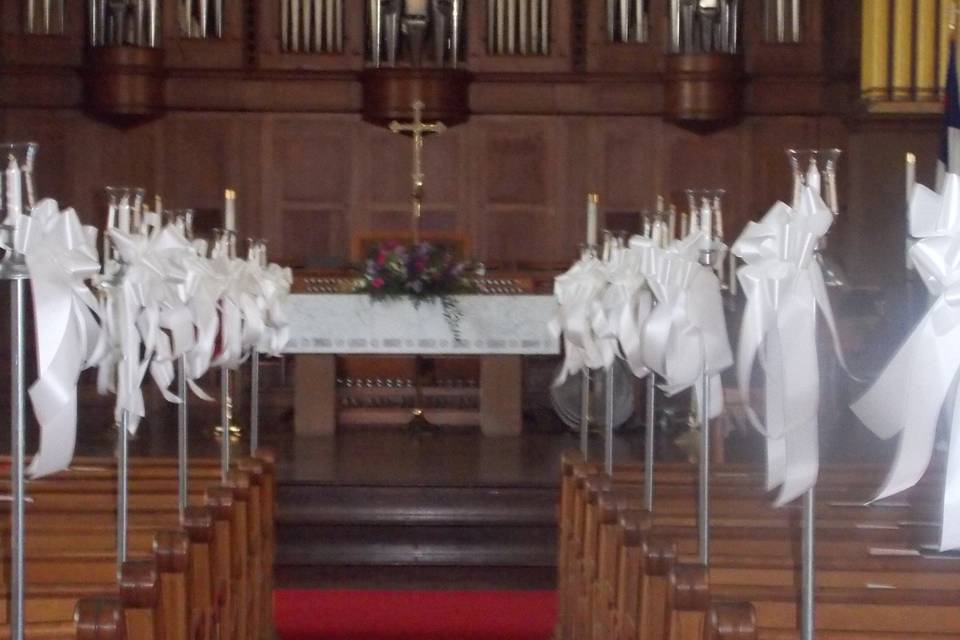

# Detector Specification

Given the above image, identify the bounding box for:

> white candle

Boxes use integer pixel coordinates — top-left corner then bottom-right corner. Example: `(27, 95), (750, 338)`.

(103, 203), (116, 269)
(5, 155), (21, 225)
(680, 212), (689, 238)
(713, 196), (724, 240)
(651, 220), (662, 247)
(805, 159), (821, 195)
(728, 251), (738, 295)
(586, 193), (598, 246)
(700, 200), (713, 241)
(906, 152), (917, 271)
(906, 152), (916, 208)
(668, 205), (677, 243)
(118, 195), (131, 234)
(224, 188), (237, 233)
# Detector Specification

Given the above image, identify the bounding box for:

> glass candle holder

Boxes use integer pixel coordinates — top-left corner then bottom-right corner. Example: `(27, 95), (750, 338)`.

(0, 142), (38, 275)
(165, 208), (196, 240)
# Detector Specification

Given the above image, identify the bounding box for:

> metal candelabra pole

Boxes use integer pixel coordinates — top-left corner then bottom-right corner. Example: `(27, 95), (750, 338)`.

(697, 368), (710, 565)
(802, 488), (816, 640)
(117, 409), (129, 566)
(4, 252), (28, 640)
(644, 374), (656, 512)
(220, 367), (231, 482)
(177, 356), (189, 520)
(250, 350), (260, 455)
(604, 365), (615, 476)
(698, 246), (713, 566)
(580, 370), (590, 458)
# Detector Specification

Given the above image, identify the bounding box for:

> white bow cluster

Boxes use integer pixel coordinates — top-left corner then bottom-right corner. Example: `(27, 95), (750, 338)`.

(852, 173), (960, 549)
(636, 231), (732, 416)
(732, 186), (844, 506)
(207, 239), (293, 370)
(94, 220), (292, 439)
(551, 231), (731, 418)
(550, 252), (618, 384)
(4, 199), (101, 478)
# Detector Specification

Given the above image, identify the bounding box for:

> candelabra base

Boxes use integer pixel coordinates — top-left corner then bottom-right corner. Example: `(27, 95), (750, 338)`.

(213, 424), (243, 443)
(674, 426), (700, 465)
(406, 408), (439, 437)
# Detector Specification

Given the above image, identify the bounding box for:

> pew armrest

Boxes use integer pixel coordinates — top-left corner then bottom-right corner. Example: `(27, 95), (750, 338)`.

(703, 602), (757, 640)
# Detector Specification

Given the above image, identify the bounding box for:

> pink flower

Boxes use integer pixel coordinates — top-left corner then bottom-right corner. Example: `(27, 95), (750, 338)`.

(377, 252), (386, 266)
(372, 277), (385, 289)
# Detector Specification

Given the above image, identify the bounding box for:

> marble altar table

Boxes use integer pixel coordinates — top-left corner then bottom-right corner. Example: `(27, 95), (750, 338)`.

(283, 293), (559, 436)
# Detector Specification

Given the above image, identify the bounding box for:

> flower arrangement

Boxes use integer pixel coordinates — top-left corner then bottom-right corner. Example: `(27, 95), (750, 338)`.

(358, 241), (476, 300)
(356, 241), (478, 340)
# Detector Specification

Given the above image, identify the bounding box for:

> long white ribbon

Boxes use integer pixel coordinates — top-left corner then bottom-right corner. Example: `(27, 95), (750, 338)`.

(852, 173), (960, 549)
(6, 199), (102, 478)
(733, 186), (844, 506)
(638, 231), (732, 419)
(603, 242), (654, 378)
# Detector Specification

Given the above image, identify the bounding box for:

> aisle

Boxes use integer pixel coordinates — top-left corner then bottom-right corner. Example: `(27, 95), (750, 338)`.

(275, 589), (556, 640)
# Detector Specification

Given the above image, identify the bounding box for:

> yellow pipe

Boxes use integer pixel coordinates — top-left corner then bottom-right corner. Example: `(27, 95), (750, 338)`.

(862, 0), (892, 101)
(892, 0), (914, 100)
(940, 0), (957, 92)
(916, 0), (937, 100)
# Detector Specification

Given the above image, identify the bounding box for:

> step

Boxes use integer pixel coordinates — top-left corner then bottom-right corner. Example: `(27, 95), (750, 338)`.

(277, 484), (558, 527)
(276, 523), (556, 567)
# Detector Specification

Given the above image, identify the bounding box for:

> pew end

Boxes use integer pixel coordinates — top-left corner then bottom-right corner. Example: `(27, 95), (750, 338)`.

(75, 596), (126, 640)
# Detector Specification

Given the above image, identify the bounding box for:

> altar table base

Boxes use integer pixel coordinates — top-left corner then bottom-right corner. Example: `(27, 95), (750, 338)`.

(286, 294), (558, 437)
(293, 354), (524, 436)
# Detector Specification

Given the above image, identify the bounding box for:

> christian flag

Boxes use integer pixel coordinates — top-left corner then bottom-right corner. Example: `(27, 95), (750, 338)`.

(939, 35), (960, 188)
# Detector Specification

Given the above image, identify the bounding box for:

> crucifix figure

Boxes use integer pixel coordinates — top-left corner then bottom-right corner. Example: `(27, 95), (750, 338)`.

(389, 100), (447, 244)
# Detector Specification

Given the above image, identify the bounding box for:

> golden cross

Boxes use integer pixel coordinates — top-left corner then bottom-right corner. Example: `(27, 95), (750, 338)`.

(389, 100), (447, 245)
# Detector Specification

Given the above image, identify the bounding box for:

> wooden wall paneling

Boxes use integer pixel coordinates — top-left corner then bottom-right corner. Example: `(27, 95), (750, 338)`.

(593, 116), (660, 237)
(467, 0), (573, 74)
(0, 0), (84, 68)
(844, 119), (940, 288)
(562, 115), (593, 257)
(162, 0), (247, 69)
(273, 115), (356, 266)
(475, 116), (562, 265)
(255, 0), (363, 71)
(364, 120), (415, 238)
(160, 114), (243, 235)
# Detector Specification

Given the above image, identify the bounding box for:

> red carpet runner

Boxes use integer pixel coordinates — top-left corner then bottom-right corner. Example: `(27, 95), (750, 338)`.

(276, 589), (557, 640)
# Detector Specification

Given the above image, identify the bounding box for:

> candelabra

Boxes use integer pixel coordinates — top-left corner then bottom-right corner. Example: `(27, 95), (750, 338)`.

(0, 141), (38, 640)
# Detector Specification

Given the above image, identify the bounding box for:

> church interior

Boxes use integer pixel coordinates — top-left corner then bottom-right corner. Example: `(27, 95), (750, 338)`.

(0, 0), (956, 639)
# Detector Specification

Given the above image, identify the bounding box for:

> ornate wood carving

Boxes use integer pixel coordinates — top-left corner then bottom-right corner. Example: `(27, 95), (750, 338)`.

(663, 53), (743, 130)
(361, 68), (472, 128)
(83, 46), (165, 122)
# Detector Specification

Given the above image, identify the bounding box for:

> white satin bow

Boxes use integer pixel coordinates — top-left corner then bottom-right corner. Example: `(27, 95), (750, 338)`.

(852, 173), (960, 549)
(602, 243), (654, 378)
(733, 186), (843, 506)
(96, 227), (170, 433)
(639, 232), (732, 419)
(550, 254), (617, 385)
(254, 261), (293, 356)
(6, 199), (101, 478)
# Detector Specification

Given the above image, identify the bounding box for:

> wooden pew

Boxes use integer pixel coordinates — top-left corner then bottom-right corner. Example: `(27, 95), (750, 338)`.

(557, 451), (958, 640)
(0, 453), (272, 640)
